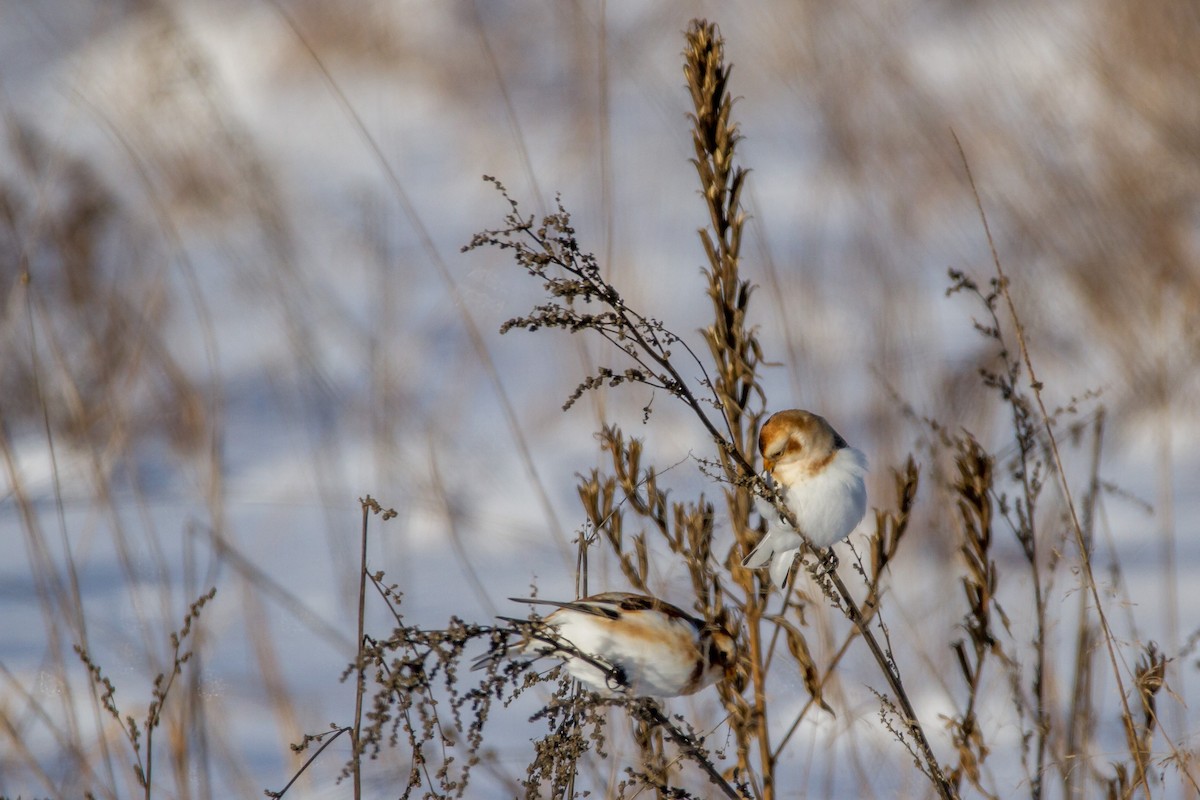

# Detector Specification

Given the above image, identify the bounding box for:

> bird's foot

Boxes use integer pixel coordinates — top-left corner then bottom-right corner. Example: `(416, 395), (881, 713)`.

(816, 548), (839, 577)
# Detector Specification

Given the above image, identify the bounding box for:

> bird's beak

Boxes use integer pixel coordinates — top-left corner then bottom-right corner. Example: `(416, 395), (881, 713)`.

(729, 656), (748, 693)
(761, 456), (775, 474)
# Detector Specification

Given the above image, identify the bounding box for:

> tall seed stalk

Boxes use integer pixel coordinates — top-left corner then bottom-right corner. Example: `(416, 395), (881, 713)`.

(682, 21), (776, 798)
(683, 23), (956, 800)
(469, 19), (955, 799)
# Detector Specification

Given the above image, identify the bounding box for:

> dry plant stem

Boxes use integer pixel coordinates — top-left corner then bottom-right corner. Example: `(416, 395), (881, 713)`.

(0, 708), (58, 794)
(1029, 524), (1048, 797)
(682, 22), (775, 799)
(0, 662), (110, 793)
(945, 436), (1001, 798)
(466, 0), (545, 215)
(268, 727), (353, 798)
(993, 314), (1050, 798)
(429, 445), (498, 616)
(994, 305), (1050, 799)
(638, 713), (740, 793)
(685, 25), (949, 797)
(193, 526), (352, 650)
(512, 215), (747, 463)
(953, 133), (1151, 797)
(771, 629), (850, 761)
(73, 588), (215, 798)
(830, 568), (952, 795)
(15, 272), (119, 792)
(635, 702), (750, 800)
(771, 536), (899, 760)
(565, 531), (593, 800)
(353, 501), (370, 800)
(763, 489), (952, 796)
(743, 616), (772, 799)
(750, 521), (951, 793)
(1065, 411), (1105, 799)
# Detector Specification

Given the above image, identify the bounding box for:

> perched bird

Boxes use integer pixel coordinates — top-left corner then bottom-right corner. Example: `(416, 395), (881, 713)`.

(742, 409), (868, 588)
(474, 592), (739, 698)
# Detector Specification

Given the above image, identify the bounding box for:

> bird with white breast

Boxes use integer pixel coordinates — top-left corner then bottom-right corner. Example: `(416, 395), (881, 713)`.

(475, 592), (740, 698)
(742, 409), (869, 588)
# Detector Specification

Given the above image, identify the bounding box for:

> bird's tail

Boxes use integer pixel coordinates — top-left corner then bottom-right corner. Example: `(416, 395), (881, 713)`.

(742, 529), (782, 568)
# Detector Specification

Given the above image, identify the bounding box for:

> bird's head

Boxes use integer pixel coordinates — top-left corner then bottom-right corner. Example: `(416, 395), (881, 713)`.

(704, 624), (744, 691)
(758, 409), (848, 477)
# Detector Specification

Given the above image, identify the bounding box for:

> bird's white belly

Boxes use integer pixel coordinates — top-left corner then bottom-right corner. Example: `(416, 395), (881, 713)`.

(550, 614), (699, 697)
(776, 447), (868, 548)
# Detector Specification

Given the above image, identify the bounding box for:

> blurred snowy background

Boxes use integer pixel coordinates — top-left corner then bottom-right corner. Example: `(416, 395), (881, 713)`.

(1, 1), (1197, 797)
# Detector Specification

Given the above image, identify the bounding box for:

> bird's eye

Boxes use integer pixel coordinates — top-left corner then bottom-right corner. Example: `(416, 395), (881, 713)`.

(771, 442), (797, 460)
(708, 637), (732, 665)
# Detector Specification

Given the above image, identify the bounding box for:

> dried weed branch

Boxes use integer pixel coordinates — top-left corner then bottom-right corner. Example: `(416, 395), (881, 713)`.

(940, 136), (1200, 799)
(470, 19), (954, 800)
(76, 587), (217, 799)
(945, 434), (1005, 798)
(269, 496), (747, 800)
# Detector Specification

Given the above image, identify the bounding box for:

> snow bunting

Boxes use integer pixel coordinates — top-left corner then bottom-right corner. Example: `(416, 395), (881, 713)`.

(742, 409), (868, 588)
(475, 592), (739, 698)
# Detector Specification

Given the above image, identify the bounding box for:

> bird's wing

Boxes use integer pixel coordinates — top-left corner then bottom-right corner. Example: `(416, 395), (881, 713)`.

(509, 593), (685, 621)
(769, 549), (801, 589)
(741, 527), (802, 568)
(507, 595), (625, 620)
(594, 592), (700, 623)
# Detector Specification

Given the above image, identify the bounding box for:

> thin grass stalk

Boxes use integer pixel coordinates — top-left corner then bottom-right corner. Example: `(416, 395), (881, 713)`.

(239, 577), (306, 778)
(635, 702), (748, 800)
(267, 727), (353, 799)
(429, 445), (498, 617)
(466, 0), (546, 217)
(953, 132), (1151, 798)
(0, 706), (60, 796)
(684, 23), (954, 798)
(353, 500), (371, 800)
(983, 274), (1051, 800)
(194, 525), (352, 650)
(753, 456), (950, 793)
(83, 105), (231, 799)
(682, 21), (776, 798)
(564, 517), (593, 800)
(0, 661), (112, 794)
(1152, 366), (1181, 742)
(263, 0), (572, 574)
(772, 463), (918, 761)
(182, 533), (213, 800)
(829, 569), (954, 796)
(1064, 409), (1104, 798)
(997, 334), (1050, 799)
(15, 268), (120, 796)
